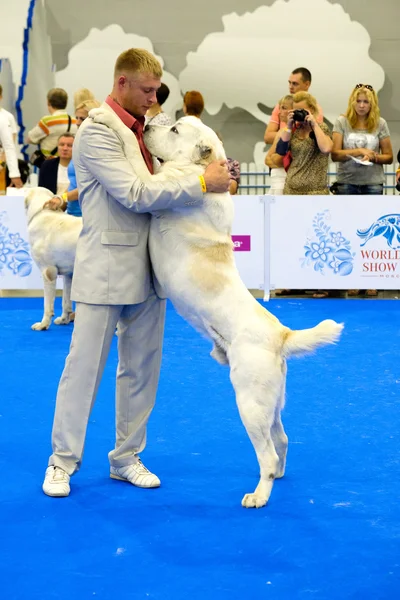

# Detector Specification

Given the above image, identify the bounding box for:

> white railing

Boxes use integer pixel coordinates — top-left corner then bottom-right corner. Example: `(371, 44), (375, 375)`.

(237, 162), (399, 195)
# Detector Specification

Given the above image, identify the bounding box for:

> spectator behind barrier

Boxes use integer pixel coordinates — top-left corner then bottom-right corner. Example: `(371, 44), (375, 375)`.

(264, 68), (323, 144)
(396, 149), (400, 191)
(271, 91), (332, 195)
(27, 88), (77, 167)
(0, 110), (23, 188)
(331, 84), (393, 298)
(0, 85), (30, 189)
(183, 91), (204, 118)
(265, 94), (293, 195)
(271, 92), (334, 299)
(0, 84), (18, 148)
(44, 99), (101, 217)
(73, 88), (95, 111)
(38, 132), (74, 196)
(331, 84), (393, 195)
(146, 82), (173, 126)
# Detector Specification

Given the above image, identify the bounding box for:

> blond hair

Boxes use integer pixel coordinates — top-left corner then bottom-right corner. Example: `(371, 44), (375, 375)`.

(73, 88), (95, 110)
(75, 99), (101, 113)
(114, 48), (162, 78)
(292, 91), (319, 116)
(346, 86), (380, 132)
(278, 94), (293, 107)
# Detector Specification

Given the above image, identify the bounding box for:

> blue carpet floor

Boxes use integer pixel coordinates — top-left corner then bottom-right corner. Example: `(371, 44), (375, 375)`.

(0, 297), (399, 599)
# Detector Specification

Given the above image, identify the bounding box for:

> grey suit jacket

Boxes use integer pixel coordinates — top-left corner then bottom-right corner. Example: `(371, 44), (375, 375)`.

(71, 105), (203, 305)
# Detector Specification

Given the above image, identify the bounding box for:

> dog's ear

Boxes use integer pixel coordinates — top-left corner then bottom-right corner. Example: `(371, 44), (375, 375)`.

(24, 191), (33, 208)
(193, 144), (213, 164)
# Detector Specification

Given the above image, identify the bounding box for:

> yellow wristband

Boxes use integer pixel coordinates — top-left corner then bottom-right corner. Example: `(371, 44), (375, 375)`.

(199, 175), (207, 193)
(283, 127), (292, 133)
(61, 192), (68, 201)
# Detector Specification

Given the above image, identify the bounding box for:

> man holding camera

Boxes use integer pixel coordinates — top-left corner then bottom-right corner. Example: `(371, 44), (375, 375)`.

(264, 67), (324, 144)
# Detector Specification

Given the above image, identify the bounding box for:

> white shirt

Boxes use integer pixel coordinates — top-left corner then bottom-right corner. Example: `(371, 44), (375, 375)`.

(0, 108), (19, 153)
(0, 108), (17, 135)
(0, 111), (20, 178)
(57, 163), (70, 195)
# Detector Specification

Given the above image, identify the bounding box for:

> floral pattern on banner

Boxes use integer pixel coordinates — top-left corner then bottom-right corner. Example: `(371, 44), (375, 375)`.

(0, 211), (32, 277)
(301, 210), (355, 276)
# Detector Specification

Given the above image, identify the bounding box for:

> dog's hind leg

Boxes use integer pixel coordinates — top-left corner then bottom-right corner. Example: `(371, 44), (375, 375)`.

(271, 361), (288, 479)
(210, 342), (229, 365)
(54, 275), (73, 325)
(229, 346), (283, 508)
(31, 269), (57, 331)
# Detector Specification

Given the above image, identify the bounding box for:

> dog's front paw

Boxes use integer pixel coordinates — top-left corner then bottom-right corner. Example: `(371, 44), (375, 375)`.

(241, 492), (268, 509)
(89, 108), (106, 123)
(31, 321), (51, 331)
(90, 108), (117, 130)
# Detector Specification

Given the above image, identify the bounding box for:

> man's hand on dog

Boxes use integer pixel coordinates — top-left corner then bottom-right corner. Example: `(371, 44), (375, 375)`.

(204, 160), (231, 193)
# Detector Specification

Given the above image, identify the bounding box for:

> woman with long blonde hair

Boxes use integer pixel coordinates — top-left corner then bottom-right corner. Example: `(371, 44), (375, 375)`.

(331, 84), (393, 297)
(331, 84), (393, 195)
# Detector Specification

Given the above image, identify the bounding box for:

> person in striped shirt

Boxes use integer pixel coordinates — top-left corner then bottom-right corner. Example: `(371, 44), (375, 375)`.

(27, 88), (77, 157)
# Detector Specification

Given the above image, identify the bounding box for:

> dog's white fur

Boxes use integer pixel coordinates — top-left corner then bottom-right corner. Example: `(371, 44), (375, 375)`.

(24, 187), (82, 330)
(90, 111), (345, 506)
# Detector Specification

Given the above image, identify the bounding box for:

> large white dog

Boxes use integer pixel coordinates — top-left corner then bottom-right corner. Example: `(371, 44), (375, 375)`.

(25, 187), (82, 330)
(86, 111), (345, 507)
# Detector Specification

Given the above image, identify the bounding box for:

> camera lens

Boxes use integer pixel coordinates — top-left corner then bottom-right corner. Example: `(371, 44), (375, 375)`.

(293, 109), (307, 122)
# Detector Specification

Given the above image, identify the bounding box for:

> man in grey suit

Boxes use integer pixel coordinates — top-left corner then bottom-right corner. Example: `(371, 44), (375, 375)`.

(43, 48), (230, 497)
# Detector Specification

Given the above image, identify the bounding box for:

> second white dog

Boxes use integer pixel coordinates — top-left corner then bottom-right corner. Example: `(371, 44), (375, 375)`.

(25, 187), (82, 330)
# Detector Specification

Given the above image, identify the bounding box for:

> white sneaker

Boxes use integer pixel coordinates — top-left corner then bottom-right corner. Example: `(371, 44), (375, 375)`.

(42, 466), (70, 497)
(110, 459), (161, 488)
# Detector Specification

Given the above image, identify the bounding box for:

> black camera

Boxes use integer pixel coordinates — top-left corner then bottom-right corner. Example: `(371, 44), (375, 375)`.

(292, 109), (308, 122)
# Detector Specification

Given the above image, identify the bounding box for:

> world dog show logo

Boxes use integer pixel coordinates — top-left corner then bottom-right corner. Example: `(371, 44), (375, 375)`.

(357, 214), (400, 276)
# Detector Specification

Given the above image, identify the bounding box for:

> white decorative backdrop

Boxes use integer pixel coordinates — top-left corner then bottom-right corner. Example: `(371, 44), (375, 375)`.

(1, 0), (399, 164)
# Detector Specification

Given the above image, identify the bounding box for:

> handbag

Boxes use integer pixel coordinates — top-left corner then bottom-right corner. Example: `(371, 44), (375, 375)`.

(29, 149), (47, 168)
(5, 159), (31, 185)
(30, 115), (72, 168)
(283, 150), (292, 172)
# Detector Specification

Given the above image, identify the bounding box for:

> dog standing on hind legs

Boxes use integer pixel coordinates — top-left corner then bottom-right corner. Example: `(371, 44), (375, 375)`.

(24, 187), (82, 330)
(89, 109), (344, 508)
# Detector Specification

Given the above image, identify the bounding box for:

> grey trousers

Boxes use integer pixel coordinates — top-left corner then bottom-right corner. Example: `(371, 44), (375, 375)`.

(48, 292), (166, 475)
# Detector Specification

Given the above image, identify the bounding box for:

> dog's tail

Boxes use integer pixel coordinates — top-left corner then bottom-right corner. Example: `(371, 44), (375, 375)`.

(282, 319), (343, 358)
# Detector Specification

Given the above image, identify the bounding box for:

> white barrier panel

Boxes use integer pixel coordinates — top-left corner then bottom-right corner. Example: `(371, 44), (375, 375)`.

(1, 194), (266, 292)
(0, 195), (61, 290)
(231, 195), (265, 290)
(0, 195), (42, 289)
(269, 195), (400, 290)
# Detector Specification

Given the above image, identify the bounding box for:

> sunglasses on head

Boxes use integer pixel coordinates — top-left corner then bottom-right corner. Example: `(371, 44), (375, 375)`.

(355, 84), (374, 91)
